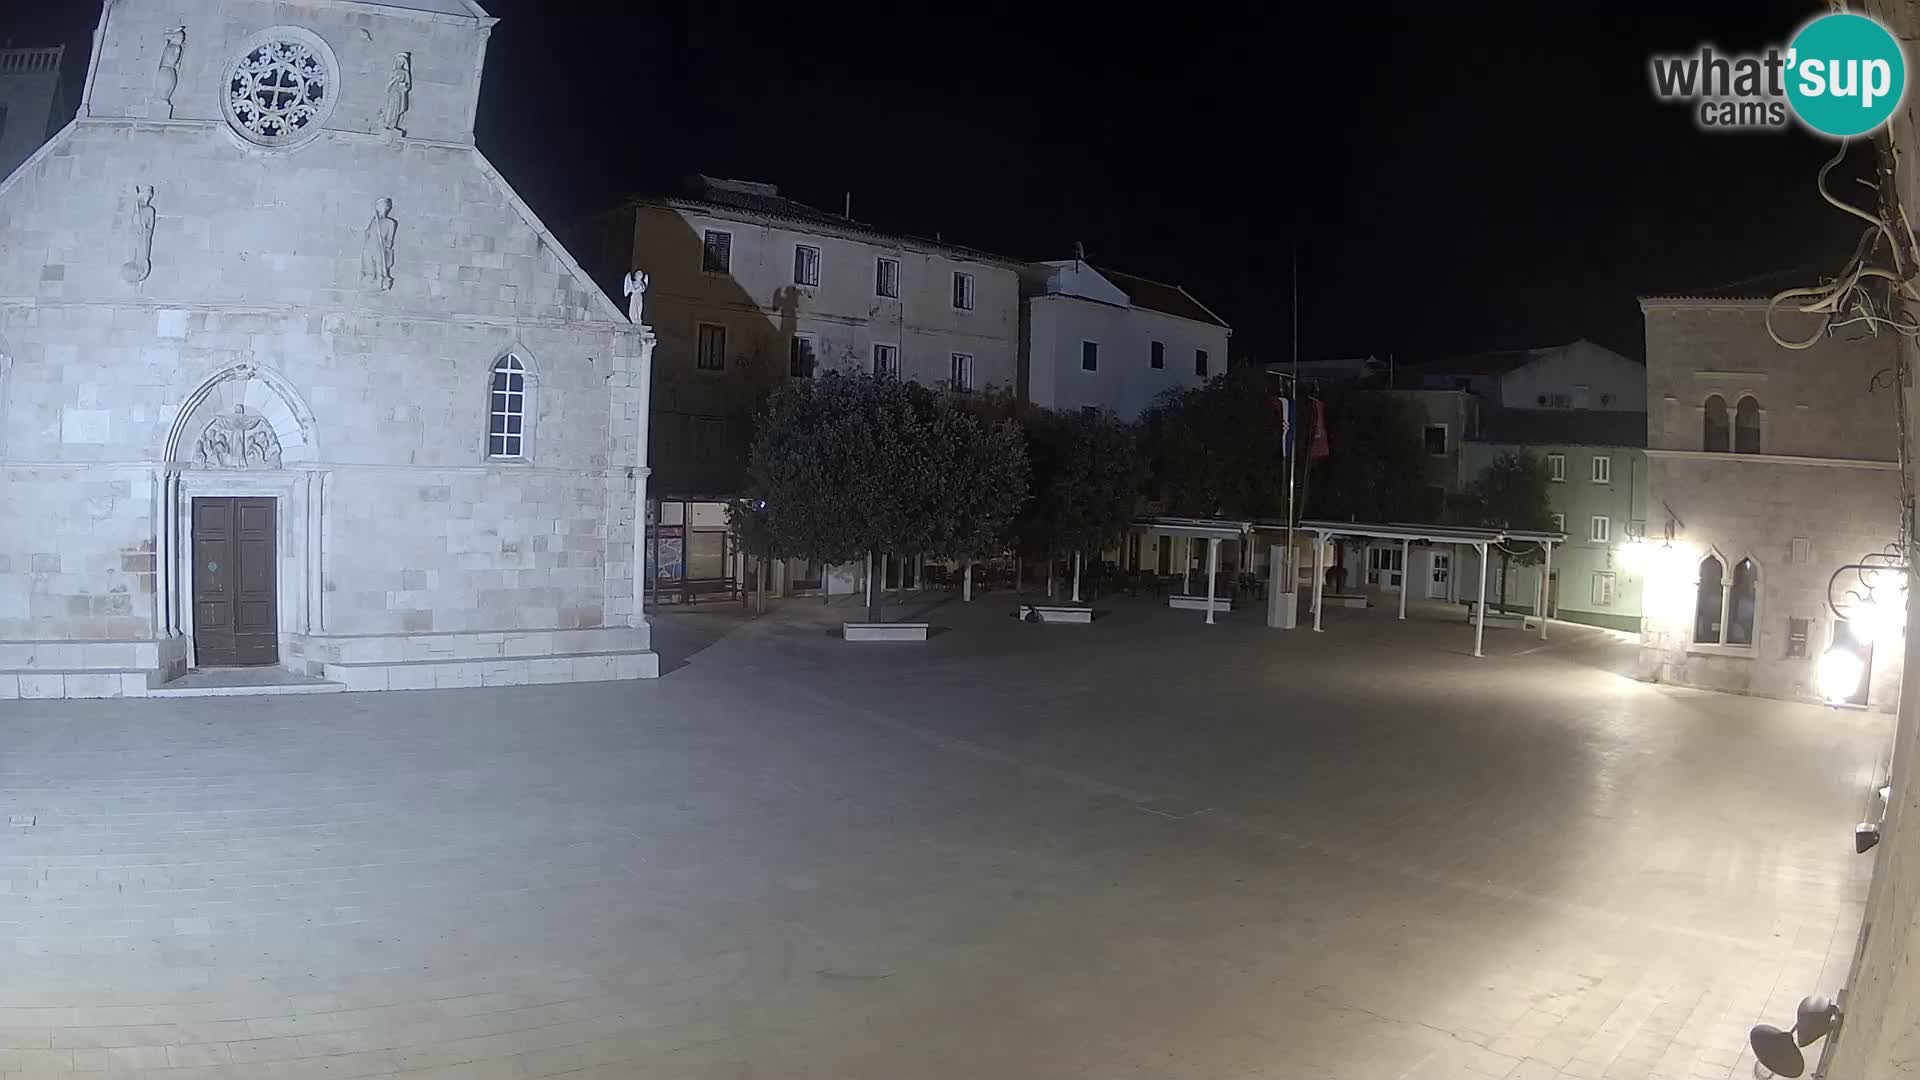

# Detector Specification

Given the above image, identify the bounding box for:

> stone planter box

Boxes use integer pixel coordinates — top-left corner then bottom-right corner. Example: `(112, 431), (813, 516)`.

(1464, 603), (1528, 629)
(843, 622), (929, 642)
(1169, 595), (1233, 612)
(1324, 593), (1370, 609)
(1018, 605), (1093, 624)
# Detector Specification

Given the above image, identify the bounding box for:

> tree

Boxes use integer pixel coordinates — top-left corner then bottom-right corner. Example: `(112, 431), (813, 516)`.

(1015, 409), (1146, 592)
(1142, 364), (1288, 519)
(1451, 450), (1554, 612)
(742, 373), (1028, 622)
(1308, 390), (1433, 523)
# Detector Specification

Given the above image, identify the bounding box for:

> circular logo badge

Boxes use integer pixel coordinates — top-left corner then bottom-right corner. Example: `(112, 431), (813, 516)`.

(1786, 13), (1907, 137)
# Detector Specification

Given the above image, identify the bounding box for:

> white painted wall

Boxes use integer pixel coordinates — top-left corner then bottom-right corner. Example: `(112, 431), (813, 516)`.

(1024, 293), (1227, 417)
(1499, 340), (1647, 411)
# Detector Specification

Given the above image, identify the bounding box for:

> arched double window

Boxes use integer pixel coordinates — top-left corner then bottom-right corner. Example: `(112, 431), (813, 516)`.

(1692, 552), (1758, 647)
(488, 353), (529, 459)
(1703, 395), (1729, 452)
(1733, 395), (1761, 454)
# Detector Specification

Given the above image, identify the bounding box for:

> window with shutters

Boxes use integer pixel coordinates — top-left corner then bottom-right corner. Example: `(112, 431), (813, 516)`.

(701, 229), (731, 273)
(875, 257), (900, 298)
(1150, 340), (1165, 369)
(1591, 455), (1611, 483)
(696, 323), (727, 371)
(950, 353), (973, 392)
(1591, 572), (1616, 606)
(1547, 453), (1566, 481)
(1589, 516), (1610, 543)
(873, 343), (898, 378)
(487, 353), (528, 460)
(793, 244), (821, 287)
(952, 271), (974, 310)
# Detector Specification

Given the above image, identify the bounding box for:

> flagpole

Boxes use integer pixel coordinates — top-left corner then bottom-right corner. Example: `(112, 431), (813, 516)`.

(1285, 243), (1299, 589)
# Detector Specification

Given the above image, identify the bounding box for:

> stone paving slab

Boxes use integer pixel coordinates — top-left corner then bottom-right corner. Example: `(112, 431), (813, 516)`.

(0, 593), (1885, 1077)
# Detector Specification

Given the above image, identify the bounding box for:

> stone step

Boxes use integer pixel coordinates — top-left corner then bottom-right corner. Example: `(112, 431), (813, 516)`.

(0, 669), (151, 699)
(323, 650), (658, 691)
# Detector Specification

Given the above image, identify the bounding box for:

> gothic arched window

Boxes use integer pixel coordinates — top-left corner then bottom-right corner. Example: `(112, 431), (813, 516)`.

(1734, 396), (1761, 454)
(488, 354), (528, 459)
(1703, 395), (1730, 453)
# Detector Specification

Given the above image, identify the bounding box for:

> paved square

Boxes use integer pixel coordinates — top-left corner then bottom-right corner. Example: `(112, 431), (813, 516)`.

(0, 596), (1887, 1078)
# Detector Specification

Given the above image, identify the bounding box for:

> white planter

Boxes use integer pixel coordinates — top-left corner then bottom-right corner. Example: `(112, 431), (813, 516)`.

(1017, 605), (1093, 624)
(843, 622), (929, 642)
(1169, 595), (1232, 612)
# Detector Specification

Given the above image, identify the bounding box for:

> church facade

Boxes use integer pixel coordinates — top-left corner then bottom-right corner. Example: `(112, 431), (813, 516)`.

(0, 0), (657, 696)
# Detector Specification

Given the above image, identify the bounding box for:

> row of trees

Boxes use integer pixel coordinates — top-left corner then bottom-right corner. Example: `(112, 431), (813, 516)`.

(736, 364), (1556, 619)
(737, 376), (1145, 621)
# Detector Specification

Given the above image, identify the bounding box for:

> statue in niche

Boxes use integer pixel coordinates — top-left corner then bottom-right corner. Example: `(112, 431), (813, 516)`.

(121, 184), (155, 284)
(194, 405), (282, 469)
(377, 51), (412, 136)
(151, 26), (184, 119)
(622, 269), (649, 324)
(361, 197), (396, 291)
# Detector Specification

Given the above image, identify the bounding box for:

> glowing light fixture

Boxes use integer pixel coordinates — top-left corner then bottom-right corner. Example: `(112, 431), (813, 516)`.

(1818, 645), (1866, 704)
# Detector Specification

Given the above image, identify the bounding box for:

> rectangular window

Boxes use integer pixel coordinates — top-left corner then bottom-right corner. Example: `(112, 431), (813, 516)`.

(701, 229), (731, 273)
(952, 271), (974, 310)
(1572, 384), (1591, 410)
(1195, 349), (1210, 377)
(696, 323), (727, 371)
(1150, 340), (1165, 369)
(793, 244), (821, 287)
(1589, 515), (1610, 543)
(1081, 341), (1099, 372)
(873, 343), (898, 378)
(875, 257), (901, 298)
(1550, 512), (1566, 533)
(1547, 453), (1567, 482)
(789, 335), (816, 378)
(1791, 537), (1812, 563)
(1591, 455), (1611, 483)
(1591, 572), (1616, 606)
(950, 353), (973, 392)
(1423, 424), (1448, 456)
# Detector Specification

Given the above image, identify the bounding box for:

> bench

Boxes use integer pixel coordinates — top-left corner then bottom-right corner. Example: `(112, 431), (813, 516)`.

(1169, 595), (1233, 612)
(843, 622), (929, 642)
(1464, 602), (1529, 628)
(1323, 593), (1370, 609)
(1017, 605), (1093, 624)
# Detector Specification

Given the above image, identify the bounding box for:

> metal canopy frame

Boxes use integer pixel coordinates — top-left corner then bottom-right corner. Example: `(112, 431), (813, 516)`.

(1296, 519), (1566, 657)
(1133, 517), (1253, 625)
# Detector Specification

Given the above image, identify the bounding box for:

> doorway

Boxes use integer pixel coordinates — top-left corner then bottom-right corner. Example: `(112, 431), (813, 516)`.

(1156, 536), (1171, 575)
(1835, 620), (1875, 707)
(191, 497), (278, 666)
(1367, 546), (1404, 591)
(1426, 550), (1451, 599)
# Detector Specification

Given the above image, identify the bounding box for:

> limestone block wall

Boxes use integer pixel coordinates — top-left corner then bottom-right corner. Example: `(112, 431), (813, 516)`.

(85, 0), (488, 145)
(1641, 456), (1903, 708)
(0, 466), (154, 641)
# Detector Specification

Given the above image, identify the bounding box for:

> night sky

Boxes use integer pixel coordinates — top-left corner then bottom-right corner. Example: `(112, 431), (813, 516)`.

(0, 1), (1880, 363)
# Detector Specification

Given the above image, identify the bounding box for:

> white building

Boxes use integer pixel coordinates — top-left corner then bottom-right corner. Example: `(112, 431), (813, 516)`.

(0, 45), (68, 179)
(0, 0), (657, 696)
(582, 176), (1022, 599)
(1019, 259), (1230, 418)
(1414, 338), (1646, 410)
(1639, 295), (1903, 709)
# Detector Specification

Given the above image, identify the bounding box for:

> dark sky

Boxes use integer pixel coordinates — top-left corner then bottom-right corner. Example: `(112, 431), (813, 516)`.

(0, 1), (1878, 363)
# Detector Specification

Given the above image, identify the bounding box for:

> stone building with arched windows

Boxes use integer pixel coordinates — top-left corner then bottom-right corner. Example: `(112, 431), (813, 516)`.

(1640, 293), (1902, 709)
(0, 0), (657, 696)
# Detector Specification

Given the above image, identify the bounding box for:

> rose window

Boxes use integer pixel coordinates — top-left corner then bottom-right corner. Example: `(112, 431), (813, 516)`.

(222, 29), (338, 148)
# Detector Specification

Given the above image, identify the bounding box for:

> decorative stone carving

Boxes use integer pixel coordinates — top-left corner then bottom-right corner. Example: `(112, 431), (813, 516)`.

(377, 51), (412, 136)
(121, 184), (155, 284)
(361, 197), (396, 291)
(223, 29), (337, 148)
(622, 269), (649, 324)
(151, 26), (184, 119)
(194, 406), (282, 469)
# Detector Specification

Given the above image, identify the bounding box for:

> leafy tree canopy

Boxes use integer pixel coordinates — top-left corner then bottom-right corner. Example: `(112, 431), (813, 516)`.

(1143, 364), (1287, 519)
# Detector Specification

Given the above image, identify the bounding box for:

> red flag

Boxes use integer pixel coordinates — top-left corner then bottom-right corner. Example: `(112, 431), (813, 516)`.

(1309, 398), (1331, 458)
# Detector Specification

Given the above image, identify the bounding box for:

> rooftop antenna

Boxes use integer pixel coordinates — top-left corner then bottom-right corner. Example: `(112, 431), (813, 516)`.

(1072, 240), (1086, 264)
(843, 192), (851, 219)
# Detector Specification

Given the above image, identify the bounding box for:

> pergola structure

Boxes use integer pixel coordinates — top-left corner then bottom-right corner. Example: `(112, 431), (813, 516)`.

(1297, 520), (1566, 657)
(1133, 516), (1251, 624)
